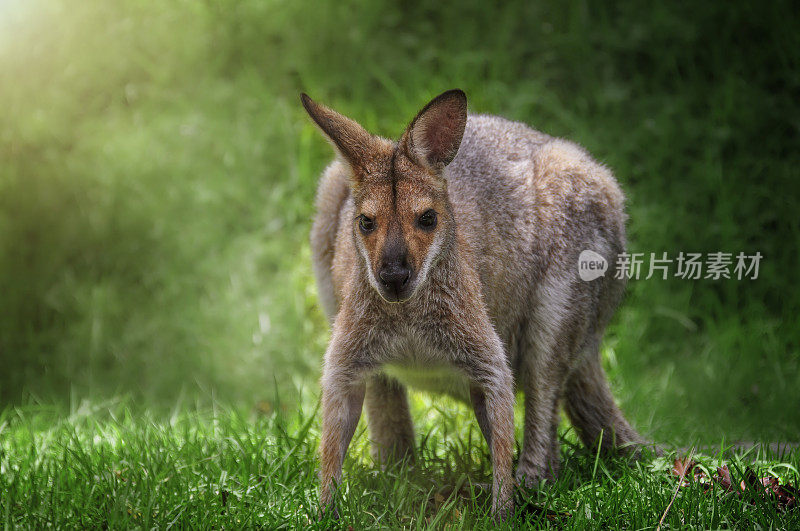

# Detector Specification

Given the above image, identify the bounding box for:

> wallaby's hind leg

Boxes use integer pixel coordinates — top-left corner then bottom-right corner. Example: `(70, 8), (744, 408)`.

(516, 277), (575, 487)
(517, 376), (562, 486)
(365, 374), (416, 466)
(564, 336), (643, 454)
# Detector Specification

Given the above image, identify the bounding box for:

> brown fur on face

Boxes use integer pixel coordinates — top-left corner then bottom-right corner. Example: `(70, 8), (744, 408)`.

(304, 92), (464, 304)
(352, 152), (453, 303)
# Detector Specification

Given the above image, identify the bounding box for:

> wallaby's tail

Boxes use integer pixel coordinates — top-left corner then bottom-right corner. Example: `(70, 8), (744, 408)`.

(310, 161), (351, 321)
(564, 337), (646, 454)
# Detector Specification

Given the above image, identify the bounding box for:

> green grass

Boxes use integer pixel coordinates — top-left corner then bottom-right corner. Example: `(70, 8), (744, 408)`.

(1, 0), (799, 526)
(1, 0), (797, 440)
(2, 399), (799, 528)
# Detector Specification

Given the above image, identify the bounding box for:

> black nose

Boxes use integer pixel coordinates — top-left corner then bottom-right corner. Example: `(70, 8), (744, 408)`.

(379, 267), (411, 296)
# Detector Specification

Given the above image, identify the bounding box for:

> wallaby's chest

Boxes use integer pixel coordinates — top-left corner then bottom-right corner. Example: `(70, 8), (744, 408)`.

(380, 333), (471, 402)
(383, 362), (470, 402)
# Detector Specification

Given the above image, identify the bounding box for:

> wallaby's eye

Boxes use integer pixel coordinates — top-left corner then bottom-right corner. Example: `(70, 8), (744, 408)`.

(417, 209), (437, 230)
(358, 214), (375, 234)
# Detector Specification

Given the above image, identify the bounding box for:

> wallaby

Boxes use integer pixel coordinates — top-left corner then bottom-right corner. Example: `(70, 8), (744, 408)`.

(302, 89), (644, 519)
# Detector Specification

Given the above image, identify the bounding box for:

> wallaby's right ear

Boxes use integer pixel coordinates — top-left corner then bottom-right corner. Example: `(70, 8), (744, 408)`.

(402, 89), (467, 172)
(300, 93), (380, 176)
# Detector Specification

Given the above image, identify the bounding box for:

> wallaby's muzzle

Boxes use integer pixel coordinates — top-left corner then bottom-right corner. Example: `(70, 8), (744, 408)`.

(376, 229), (414, 302)
(377, 264), (412, 302)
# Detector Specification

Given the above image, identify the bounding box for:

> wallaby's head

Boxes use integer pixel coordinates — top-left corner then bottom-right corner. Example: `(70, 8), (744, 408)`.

(302, 90), (468, 303)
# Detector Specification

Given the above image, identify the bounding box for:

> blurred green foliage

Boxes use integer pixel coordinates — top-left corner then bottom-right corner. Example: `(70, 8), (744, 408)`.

(0, 0), (798, 442)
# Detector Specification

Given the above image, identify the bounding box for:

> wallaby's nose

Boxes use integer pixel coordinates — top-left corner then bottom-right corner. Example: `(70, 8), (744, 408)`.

(378, 267), (411, 296)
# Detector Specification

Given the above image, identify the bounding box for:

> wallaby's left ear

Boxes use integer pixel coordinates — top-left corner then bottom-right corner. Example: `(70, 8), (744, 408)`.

(402, 89), (467, 171)
(300, 93), (381, 177)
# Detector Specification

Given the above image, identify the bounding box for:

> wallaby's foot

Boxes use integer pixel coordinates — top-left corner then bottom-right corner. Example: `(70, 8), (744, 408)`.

(494, 503), (512, 523)
(564, 352), (645, 457)
(317, 504), (339, 524)
(515, 459), (559, 489)
(623, 440), (663, 460)
(374, 446), (415, 471)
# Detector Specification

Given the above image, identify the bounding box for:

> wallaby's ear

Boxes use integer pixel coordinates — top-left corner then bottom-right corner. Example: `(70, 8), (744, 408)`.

(300, 93), (380, 175)
(402, 89), (467, 171)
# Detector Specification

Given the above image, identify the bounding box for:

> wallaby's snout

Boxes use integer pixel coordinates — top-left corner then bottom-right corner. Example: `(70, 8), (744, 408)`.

(378, 238), (412, 302)
(378, 265), (411, 301)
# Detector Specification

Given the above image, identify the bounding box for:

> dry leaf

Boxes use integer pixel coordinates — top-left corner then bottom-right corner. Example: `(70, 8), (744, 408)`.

(670, 461), (798, 512)
(713, 465), (733, 491)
